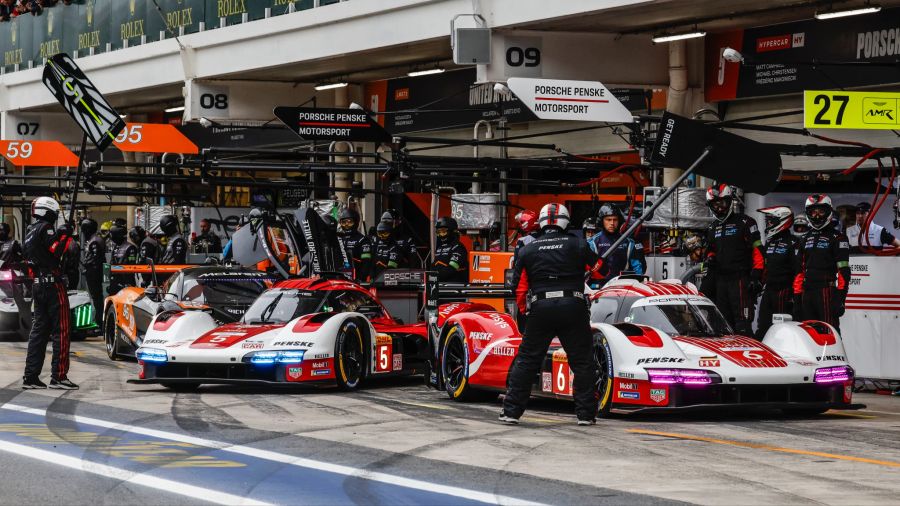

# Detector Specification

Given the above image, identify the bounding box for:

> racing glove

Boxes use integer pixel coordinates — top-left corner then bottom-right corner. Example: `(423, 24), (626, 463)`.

(833, 288), (847, 318)
(749, 269), (764, 297)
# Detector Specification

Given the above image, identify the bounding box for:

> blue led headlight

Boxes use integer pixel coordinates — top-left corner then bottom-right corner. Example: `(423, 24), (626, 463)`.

(250, 351), (278, 364)
(136, 348), (167, 363)
(246, 350), (305, 365)
(277, 350), (305, 364)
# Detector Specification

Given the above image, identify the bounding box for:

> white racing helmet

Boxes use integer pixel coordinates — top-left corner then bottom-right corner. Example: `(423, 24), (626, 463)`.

(538, 203), (570, 230)
(757, 205), (794, 241)
(805, 194), (833, 230)
(31, 196), (60, 223)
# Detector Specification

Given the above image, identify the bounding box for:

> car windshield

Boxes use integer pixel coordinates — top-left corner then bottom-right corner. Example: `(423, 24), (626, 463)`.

(242, 289), (328, 324)
(181, 275), (275, 306)
(625, 302), (732, 337)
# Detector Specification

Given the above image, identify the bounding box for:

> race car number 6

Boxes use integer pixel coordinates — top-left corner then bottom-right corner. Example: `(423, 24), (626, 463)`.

(556, 365), (566, 391)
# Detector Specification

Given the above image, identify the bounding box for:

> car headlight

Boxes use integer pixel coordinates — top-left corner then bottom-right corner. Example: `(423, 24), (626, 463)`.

(814, 366), (853, 383)
(72, 304), (94, 328)
(645, 368), (721, 385)
(136, 348), (168, 363)
(244, 350), (305, 365)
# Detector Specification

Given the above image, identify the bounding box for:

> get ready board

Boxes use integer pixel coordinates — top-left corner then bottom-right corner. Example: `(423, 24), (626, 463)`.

(804, 90), (900, 129)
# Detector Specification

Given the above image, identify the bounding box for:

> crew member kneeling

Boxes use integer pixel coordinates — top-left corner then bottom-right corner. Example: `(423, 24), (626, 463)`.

(502, 203), (600, 426)
(22, 197), (77, 390)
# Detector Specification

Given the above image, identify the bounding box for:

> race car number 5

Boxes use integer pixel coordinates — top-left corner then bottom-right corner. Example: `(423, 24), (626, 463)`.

(5, 141), (33, 160)
(742, 350), (763, 360)
(376, 343), (392, 372)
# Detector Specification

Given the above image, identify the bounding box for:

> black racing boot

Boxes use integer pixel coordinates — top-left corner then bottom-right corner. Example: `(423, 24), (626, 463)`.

(49, 378), (79, 390)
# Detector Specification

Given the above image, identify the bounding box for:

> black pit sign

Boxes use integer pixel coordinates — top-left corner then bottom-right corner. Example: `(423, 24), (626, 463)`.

(274, 107), (391, 143)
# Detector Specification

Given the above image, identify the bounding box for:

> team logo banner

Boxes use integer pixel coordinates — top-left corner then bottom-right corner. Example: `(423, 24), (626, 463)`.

(274, 107), (391, 143)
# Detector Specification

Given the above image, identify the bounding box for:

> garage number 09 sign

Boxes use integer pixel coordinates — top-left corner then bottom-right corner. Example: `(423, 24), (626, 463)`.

(804, 90), (900, 129)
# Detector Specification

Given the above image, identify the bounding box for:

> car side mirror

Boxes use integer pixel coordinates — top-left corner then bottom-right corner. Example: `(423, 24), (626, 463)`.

(144, 286), (161, 302)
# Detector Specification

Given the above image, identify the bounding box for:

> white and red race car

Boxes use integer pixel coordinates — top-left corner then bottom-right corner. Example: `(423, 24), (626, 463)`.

(432, 277), (862, 416)
(129, 276), (492, 391)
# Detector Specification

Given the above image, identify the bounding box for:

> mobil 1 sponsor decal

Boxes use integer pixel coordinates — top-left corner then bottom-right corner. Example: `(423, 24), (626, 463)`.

(507, 78), (633, 123)
(274, 107), (391, 143)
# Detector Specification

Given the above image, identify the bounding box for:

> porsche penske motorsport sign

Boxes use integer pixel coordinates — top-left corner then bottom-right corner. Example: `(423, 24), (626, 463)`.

(804, 90), (900, 130)
(274, 107), (391, 143)
(507, 77), (633, 123)
(42, 53), (125, 152)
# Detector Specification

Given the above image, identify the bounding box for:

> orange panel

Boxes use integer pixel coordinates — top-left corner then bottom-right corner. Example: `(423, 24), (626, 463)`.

(114, 123), (199, 154)
(0, 140), (79, 167)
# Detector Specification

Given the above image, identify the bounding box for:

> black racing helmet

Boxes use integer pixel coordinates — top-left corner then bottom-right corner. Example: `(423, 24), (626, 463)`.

(582, 216), (599, 233)
(435, 216), (458, 238)
(381, 208), (401, 227)
(338, 208), (360, 232)
(80, 218), (98, 237)
(159, 214), (179, 236)
(376, 220), (393, 239)
(129, 226), (146, 245)
(597, 204), (622, 220)
(110, 225), (127, 244)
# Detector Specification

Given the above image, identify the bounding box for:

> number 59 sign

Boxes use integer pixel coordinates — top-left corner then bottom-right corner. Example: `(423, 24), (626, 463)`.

(0, 140), (79, 167)
(804, 90), (900, 130)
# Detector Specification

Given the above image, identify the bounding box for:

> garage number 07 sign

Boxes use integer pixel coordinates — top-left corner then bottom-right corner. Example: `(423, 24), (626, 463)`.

(804, 90), (900, 129)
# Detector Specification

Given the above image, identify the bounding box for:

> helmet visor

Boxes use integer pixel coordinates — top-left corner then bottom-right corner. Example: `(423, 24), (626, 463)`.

(436, 228), (449, 238)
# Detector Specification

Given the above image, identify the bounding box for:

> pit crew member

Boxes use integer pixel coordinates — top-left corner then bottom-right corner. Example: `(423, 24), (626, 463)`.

(372, 221), (401, 279)
(0, 222), (22, 265)
(503, 203), (600, 426)
(588, 204), (644, 288)
(380, 209), (420, 268)
(159, 214), (187, 264)
(432, 216), (468, 283)
(80, 217), (105, 328)
(704, 184), (764, 335)
(109, 224), (138, 295)
(756, 206), (797, 338)
(793, 194), (851, 333)
(337, 208), (372, 282)
(22, 197), (76, 390)
(192, 218), (223, 254)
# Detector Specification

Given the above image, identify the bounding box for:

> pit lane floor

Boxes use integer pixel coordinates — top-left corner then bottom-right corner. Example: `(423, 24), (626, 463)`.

(0, 338), (899, 505)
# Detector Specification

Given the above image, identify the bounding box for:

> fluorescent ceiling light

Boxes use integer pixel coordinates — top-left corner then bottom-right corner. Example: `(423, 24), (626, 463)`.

(815, 5), (881, 19)
(652, 31), (706, 43)
(408, 68), (445, 77)
(165, 106), (185, 113)
(314, 82), (349, 91)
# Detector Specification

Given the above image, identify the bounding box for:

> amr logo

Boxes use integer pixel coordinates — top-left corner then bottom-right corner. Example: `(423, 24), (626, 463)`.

(866, 101), (894, 121)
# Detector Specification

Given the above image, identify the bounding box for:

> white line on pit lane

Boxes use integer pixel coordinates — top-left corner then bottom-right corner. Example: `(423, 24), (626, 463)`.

(0, 439), (270, 506)
(2, 403), (545, 506)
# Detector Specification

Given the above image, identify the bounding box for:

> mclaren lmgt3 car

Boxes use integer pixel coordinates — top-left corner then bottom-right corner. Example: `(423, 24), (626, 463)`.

(103, 265), (276, 359)
(432, 277), (862, 416)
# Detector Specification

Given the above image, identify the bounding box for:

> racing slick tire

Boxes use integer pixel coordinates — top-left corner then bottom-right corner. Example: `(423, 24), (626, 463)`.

(335, 319), (366, 391)
(440, 324), (488, 402)
(595, 332), (614, 418)
(104, 307), (123, 361)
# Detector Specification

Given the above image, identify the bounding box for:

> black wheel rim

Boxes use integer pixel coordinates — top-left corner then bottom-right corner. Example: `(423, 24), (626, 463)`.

(443, 331), (467, 394)
(341, 324), (363, 384)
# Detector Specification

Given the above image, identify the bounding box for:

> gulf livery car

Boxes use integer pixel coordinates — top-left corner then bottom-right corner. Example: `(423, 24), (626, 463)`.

(128, 277), (493, 391)
(103, 265), (275, 360)
(435, 277), (862, 416)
